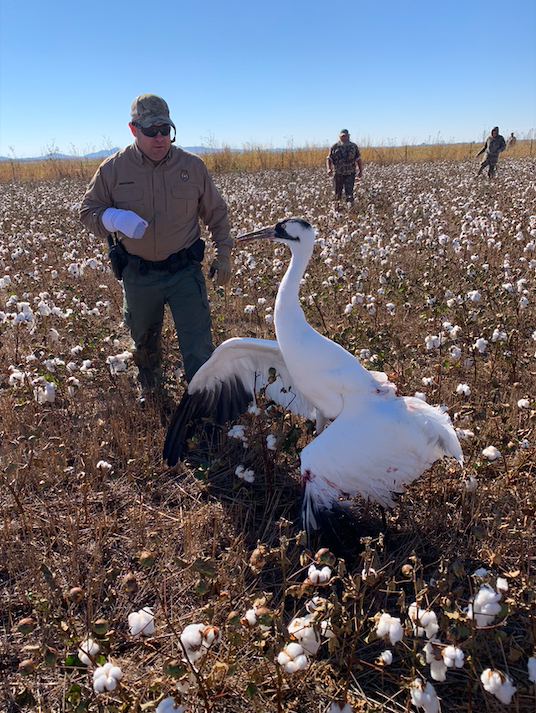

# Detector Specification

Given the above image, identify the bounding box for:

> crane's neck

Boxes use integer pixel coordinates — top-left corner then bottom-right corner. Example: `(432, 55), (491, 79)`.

(274, 243), (313, 329)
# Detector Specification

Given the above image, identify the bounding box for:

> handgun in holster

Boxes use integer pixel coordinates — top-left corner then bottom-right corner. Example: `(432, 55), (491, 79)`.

(106, 234), (129, 280)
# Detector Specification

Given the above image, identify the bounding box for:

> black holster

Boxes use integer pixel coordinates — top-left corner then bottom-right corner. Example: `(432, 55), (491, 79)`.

(107, 234), (129, 280)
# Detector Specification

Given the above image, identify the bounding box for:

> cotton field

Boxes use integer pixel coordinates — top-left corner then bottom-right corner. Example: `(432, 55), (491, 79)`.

(2, 157), (536, 711)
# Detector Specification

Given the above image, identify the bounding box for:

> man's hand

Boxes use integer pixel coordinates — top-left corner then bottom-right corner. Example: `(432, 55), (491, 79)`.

(209, 259), (231, 286)
(102, 208), (148, 239)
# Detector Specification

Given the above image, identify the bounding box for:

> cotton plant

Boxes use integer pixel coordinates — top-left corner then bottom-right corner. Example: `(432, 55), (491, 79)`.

(128, 607), (156, 637)
(106, 351), (133, 375)
(482, 445), (501, 461)
(375, 612), (404, 646)
(480, 668), (517, 704)
(466, 583), (503, 627)
(93, 662), (122, 693)
(227, 424), (248, 446)
(307, 563), (332, 584)
(409, 678), (440, 713)
(277, 641), (308, 673)
(77, 637), (100, 665)
(180, 623), (221, 665)
(408, 603), (438, 639)
(34, 381), (56, 404)
(235, 465), (255, 483)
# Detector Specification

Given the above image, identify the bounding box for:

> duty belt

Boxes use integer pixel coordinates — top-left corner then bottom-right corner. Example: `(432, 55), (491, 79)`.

(127, 238), (205, 276)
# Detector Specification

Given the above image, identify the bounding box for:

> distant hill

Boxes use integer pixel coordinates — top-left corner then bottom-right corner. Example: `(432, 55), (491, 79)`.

(0, 146), (237, 162)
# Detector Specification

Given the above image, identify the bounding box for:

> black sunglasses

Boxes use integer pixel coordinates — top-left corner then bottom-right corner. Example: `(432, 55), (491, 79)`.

(134, 123), (172, 137)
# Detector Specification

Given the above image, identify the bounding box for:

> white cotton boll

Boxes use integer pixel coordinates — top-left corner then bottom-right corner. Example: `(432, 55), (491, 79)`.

(376, 612), (403, 645)
(277, 642), (308, 673)
(449, 346), (462, 361)
(228, 424), (247, 441)
(425, 335), (440, 350)
(496, 577), (508, 594)
(96, 460), (112, 473)
(288, 616), (321, 655)
(474, 338), (488, 353)
(361, 567), (377, 580)
(244, 608), (257, 626)
(467, 584), (502, 627)
(422, 377), (433, 386)
(480, 668), (517, 704)
(408, 603), (438, 638)
(482, 445), (501, 461)
(71, 345), (83, 356)
(410, 678), (440, 713)
(443, 645), (464, 668)
(156, 698), (185, 713)
(248, 404), (261, 415)
(308, 564), (331, 584)
(202, 625), (222, 647)
(128, 607), (155, 637)
(380, 650), (393, 665)
(35, 382), (56, 404)
(464, 475), (478, 492)
(78, 637), (100, 665)
(49, 328), (60, 342)
(266, 434), (277, 451)
(93, 662), (122, 693)
(456, 383), (471, 396)
(265, 314), (273, 324)
(467, 290), (481, 302)
(517, 398), (530, 409)
(180, 623), (204, 649)
(424, 642), (447, 682)
(528, 656), (536, 683)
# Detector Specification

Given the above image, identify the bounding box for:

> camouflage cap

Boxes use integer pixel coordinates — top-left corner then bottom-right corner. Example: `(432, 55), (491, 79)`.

(339, 129), (349, 136)
(130, 94), (176, 129)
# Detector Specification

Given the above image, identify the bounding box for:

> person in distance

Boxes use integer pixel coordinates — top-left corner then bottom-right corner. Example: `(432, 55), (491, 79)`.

(326, 129), (363, 203)
(476, 126), (506, 177)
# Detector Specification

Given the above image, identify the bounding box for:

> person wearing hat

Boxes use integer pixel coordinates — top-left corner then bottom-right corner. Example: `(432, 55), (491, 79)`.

(80, 94), (232, 403)
(326, 129), (362, 203)
(476, 126), (506, 177)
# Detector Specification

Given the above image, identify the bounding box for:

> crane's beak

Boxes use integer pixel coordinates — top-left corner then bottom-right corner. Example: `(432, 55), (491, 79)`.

(236, 225), (278, 243)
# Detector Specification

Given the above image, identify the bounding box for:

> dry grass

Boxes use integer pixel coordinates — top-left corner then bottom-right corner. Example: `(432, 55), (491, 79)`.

(1, 137), (533, 182)
(1, 159), (536, 712)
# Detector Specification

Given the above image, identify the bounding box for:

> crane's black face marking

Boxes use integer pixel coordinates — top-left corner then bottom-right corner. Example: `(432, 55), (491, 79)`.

(275, 218), (312, 241)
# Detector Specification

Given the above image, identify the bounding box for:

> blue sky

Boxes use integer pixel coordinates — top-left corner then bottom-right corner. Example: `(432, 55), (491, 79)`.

(1, 0), (535, 157)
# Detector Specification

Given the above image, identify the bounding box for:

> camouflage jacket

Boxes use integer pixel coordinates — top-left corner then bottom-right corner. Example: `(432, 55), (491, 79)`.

(80, 143), (232, 262)
(328, 141), (361, 174)
(477, 132), (506, 161)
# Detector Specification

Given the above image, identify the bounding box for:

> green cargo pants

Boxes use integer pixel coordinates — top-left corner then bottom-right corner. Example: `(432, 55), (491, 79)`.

(122, 260), (214, 385)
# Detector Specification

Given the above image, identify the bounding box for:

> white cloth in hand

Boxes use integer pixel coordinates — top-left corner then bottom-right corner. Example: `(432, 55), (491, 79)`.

(102, 208), (148, 239)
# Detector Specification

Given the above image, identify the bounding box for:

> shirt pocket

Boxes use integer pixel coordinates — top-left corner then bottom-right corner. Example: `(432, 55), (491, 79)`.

(113, 186), (145, 211)
(170, 185), (199, 221)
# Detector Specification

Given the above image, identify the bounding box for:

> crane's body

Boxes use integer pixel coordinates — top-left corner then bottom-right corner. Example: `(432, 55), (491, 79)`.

(164, 219), (463, 536)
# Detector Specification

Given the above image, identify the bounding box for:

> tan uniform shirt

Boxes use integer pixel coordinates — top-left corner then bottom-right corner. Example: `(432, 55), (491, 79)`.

(80, 143), (232, 262)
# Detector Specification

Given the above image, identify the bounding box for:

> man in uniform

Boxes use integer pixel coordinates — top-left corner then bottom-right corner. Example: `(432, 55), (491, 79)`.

(80, 94), (232, 402)
(506, 132), (517, 150)
(476, 126), (506, 177)
(326, 129), (362, 203)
